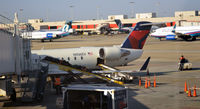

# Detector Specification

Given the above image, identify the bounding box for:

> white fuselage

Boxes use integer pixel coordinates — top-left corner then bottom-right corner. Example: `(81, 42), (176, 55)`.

(32, 47), (143, 69)
(151, 26), (200, 37)
(31, 31), (64, 39)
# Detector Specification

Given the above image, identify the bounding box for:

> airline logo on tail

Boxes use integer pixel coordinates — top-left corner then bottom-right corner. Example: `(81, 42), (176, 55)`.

(172, 24), (176, 33)
(121, 21), (152, 49)
(114, 19), (122, 29)
(62, 21), (72, 32)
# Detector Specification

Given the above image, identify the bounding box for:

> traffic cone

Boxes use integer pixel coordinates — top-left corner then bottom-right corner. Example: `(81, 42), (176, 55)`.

(188, 87), (192, 97)
(145, 77), (148, 88)
(148, 78), (151, 87)
(153, 79), (156, 88)
(139, 77), (142, 87)
(193, 85), (197, 97)
(184, 81), (188, 92)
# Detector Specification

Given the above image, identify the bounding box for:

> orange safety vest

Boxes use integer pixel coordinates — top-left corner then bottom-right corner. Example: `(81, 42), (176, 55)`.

(54, 78), (61, 85)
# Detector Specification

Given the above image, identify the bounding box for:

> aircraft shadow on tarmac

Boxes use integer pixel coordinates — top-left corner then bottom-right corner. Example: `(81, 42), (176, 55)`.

(50, 39), (84, 42)
(127, 89), (149, 109)
(32, 39), (84, 43)
(130, 70), (176, 77)
(159, 38), (200, 42)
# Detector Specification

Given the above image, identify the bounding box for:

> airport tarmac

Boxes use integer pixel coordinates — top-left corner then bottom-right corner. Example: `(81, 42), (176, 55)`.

(2, 34), (200, 109)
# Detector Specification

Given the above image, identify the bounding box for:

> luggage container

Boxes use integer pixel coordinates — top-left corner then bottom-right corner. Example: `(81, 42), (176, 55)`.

(62, 84), (128, 109)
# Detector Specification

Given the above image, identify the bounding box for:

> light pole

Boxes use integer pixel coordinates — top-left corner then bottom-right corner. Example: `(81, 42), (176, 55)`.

(69, 5), (74, 20)
(155, 2), (160, 17)
(19, 9), (23, 23)
(96, 6), (100, 20)
(129, 2), (134, 18)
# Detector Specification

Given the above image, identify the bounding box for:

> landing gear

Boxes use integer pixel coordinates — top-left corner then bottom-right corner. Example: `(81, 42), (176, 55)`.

(121, 77), (126, 83)
(41, 39), (44, 42)
(192, 37), (196, 41)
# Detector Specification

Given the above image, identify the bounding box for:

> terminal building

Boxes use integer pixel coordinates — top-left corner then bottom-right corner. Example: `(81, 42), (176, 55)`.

(1, 10), (200, 34)
(24, 10), (200, 32)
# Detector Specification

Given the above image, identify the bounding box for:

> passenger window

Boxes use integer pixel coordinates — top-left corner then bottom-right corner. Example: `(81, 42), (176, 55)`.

(74, 57), (76, 60)
(81, 56), (83, 60)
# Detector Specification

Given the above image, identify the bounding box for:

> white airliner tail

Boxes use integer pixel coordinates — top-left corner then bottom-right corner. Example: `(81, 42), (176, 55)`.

(62, 21), (72, 32)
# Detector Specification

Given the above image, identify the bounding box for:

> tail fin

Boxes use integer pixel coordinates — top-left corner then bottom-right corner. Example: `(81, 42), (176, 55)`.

(62, 21), (72, 32)
(121, 21), (152, 49)
(114, 19), (122, 30)
(139, 57), (151, 71)
(172, 24), (176, 33)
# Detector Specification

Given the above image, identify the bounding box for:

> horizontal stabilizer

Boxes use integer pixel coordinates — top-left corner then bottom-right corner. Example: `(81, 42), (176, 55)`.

(139, 57), (151, 71)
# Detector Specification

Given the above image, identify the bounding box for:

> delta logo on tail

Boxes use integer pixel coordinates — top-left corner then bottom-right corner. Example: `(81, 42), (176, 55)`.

(121, 21), (152, 49)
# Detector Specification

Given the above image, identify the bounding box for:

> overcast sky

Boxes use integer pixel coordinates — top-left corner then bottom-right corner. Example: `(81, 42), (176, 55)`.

(0, 0), (199, 22)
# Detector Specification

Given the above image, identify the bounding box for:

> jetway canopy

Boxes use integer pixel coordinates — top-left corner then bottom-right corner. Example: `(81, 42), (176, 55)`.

(0, 29), (32, 75)
(0, 29), (15, 74)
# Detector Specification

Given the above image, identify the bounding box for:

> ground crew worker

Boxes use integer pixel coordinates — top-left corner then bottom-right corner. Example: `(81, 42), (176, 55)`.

(179, 55), (186, 71)
(54, 77), (61, 94)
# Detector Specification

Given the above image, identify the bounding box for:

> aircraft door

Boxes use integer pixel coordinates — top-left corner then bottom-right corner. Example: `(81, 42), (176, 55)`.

(97, 58), (104, 65)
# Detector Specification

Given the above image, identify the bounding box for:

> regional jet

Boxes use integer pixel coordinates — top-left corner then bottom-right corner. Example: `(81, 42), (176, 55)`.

(151, 24), (200, 41)
(32, 21), (152, 69)
(22, 21), (73, 42)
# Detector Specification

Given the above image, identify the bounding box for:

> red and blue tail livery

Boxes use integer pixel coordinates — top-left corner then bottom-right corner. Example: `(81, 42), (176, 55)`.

(121, 21), (152, 49)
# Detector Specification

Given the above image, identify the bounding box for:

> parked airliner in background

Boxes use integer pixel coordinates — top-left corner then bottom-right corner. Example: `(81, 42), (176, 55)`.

(114, 19), (132, 33)
(22, 21), (73, 42)
(151, 24), (200, 41)
(32, 21), (152, 69)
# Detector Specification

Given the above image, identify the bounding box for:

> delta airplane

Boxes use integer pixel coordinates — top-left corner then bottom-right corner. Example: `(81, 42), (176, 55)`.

(151, 24), (200, 41)
(114, 19), (132, 33)
(22, 21), (73, 42)
(32, 21), (152, 69)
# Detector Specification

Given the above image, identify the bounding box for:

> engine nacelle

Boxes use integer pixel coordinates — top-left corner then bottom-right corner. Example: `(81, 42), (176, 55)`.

(166, 35), (176, 40)
(99, 47), (121, 60)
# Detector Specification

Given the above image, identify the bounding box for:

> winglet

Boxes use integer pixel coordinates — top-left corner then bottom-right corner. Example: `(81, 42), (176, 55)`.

(139, 57), (151, 71)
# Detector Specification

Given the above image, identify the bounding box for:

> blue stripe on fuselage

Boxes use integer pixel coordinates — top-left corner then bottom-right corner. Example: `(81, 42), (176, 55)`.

(46, 33), (53, 38)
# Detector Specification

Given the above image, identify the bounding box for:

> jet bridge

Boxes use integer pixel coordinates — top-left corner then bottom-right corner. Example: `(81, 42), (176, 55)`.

(42, 56), (124, 85)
